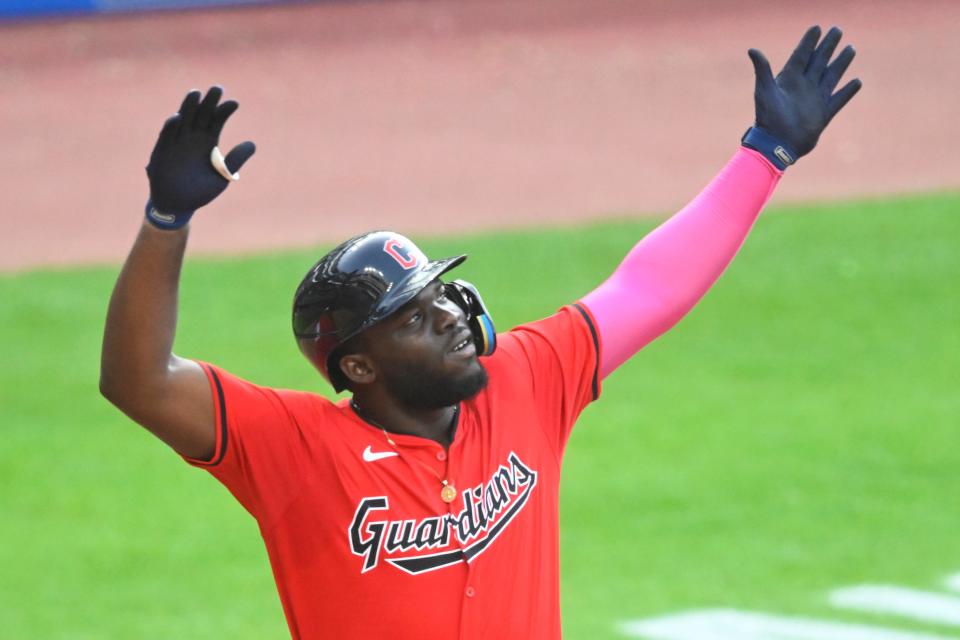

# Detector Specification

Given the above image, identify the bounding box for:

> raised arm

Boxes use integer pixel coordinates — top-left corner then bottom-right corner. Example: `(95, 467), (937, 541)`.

(99, 87), (256, 459)
(582, 26), (862, 378)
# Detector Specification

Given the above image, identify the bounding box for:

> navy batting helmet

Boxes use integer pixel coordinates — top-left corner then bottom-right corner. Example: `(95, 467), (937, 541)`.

(292, 231), (495, 392)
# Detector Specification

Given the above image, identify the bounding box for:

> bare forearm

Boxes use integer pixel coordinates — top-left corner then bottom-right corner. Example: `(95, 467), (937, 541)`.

(100, 221), (188, 401)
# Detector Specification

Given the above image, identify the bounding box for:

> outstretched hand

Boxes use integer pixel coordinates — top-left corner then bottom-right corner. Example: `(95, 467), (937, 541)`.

(146, 86), (256, 220)
(748, 26), (862, 159)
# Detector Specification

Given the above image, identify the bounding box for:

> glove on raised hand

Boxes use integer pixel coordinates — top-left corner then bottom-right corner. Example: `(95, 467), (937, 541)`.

(743, 26), (862, 170)
(145, 86), (256, 229)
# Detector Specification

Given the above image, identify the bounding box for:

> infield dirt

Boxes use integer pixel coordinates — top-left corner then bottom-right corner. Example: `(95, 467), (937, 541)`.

(1, 0), (958, 271)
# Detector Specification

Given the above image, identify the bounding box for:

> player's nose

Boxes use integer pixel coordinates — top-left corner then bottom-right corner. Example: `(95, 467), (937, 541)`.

(432, 298), (461, 333)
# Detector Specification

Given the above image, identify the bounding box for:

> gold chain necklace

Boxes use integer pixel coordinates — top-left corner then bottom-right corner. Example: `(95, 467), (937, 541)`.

(353, 401), (460, 503)
(381, 429), (458, 503)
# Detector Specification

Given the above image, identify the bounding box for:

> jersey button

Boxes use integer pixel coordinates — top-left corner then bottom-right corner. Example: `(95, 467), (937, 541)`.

(465, 586), (475, 598)
(436, 450), (447, 461)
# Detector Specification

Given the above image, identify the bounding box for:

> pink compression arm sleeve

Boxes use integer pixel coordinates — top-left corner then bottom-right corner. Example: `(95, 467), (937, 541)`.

(581, 148), (782, 379)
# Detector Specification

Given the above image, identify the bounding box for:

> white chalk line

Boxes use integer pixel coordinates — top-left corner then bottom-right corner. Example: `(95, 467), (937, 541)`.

(945, 574), (960, 594)
(619, 609), (957, 640)
(830, 585), (960, 627)
(619, 572), (960, 639)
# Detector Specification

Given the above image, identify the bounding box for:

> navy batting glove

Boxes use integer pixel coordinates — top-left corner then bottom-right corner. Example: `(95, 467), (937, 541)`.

(145, 86), (256, 230)
(743, 25), (862, 169)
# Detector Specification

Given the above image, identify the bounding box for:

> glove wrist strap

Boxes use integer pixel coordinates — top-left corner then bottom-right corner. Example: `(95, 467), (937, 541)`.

(741, 126), (797, 171)
(145, 199), (194, 230)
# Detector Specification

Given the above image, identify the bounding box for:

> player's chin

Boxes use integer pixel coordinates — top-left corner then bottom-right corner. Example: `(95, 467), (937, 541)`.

(442, 355), (487, 392)
(446, 350), (485, 380)
(454, 361), (489, 402)
(390, 359), (487, 410)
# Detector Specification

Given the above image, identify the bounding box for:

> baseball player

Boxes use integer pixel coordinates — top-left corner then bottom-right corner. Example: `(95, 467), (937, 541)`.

(100, 26), (860, 639)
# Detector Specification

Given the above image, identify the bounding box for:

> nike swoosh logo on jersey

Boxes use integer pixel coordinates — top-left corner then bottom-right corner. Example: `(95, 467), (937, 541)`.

(363, 446), (399, 462)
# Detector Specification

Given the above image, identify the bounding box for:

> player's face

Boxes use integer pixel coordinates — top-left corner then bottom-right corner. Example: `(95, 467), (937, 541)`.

(368, 280), (488, 410)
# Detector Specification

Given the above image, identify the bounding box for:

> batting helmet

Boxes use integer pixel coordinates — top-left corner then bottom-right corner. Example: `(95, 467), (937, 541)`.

(292, 231), (495, 392)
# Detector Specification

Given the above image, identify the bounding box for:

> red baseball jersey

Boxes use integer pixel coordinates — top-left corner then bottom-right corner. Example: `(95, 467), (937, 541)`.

(185, 303), (601, 639)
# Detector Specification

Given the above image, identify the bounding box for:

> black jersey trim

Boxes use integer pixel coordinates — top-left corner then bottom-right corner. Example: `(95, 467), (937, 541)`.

(572, 303), (600, 401)
(193, 364), (228, 466)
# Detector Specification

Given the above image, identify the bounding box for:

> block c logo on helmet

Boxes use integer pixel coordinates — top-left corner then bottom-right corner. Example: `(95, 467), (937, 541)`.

(383, 238), (420, 270)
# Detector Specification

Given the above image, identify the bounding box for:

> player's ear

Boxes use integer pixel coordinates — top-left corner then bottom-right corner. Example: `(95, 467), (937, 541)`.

(339, 353), (376, 386)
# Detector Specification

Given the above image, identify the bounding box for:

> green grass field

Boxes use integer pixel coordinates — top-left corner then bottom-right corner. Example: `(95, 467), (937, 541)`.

(2, 193), (958, 638)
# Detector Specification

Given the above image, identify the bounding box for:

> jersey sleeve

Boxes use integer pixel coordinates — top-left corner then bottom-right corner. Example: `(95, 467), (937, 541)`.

(494, 304), (602, 455)
(182, 362), (319, 526)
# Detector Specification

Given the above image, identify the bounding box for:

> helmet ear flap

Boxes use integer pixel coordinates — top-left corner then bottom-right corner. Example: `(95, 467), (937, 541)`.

(445, 280), (496, 357)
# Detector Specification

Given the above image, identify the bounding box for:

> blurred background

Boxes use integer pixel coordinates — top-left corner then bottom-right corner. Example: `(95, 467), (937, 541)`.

(1, 1), (958, 639)
(2, 0), (959, 271)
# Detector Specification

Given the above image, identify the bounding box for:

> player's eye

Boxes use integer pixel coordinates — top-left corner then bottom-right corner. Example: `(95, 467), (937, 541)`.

(404, 311), (422, 326)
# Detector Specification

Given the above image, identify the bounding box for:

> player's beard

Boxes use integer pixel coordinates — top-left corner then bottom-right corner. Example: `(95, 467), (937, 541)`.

(381, 358), (488, 410)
